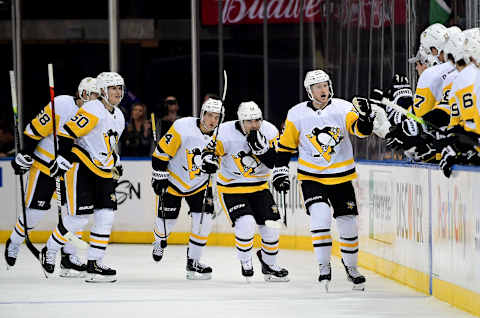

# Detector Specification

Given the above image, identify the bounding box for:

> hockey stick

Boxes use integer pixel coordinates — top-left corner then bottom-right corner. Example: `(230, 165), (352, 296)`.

(151, 113), (168, 248)
(265, 190), (286, 229)
(48, 64), (88, 250)
(381, 97), (479, 147)
(200, 70), (227, 228)
(9, 70), (41, 260)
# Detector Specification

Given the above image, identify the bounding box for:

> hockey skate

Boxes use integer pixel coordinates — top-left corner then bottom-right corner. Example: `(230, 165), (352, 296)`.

(59, 247), (87, 278)
(256, 250), (289, 282)
(341, 259), (366, 291)
(40, 246), (57, 278)
(85, 260), (117, 283)
(4, 238), (20, 269)
(318, 263), (332, 292)
(186, 257), (212, 280)
(240, 258), (254, 282)
(152, 240), (164, 262)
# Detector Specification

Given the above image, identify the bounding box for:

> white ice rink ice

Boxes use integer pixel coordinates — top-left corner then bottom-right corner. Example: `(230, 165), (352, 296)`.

(0, 244), (474, 318)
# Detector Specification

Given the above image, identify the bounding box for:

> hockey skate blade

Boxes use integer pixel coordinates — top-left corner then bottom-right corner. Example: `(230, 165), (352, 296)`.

(264, 274), (290, 282)
(85, 273), (117, 283)
(186, 271), (212, 280)
(59, 268), (86, 278)
(352, 283), (365, 291)
(265, 220), (283, 229)
(319, 280), (330, 292)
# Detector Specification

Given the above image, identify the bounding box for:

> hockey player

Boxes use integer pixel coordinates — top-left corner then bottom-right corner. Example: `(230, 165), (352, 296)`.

(274, 70), (373, 291)
(209, 101), (288, 282)
(40, 72), (125, 283)
(5, 77), (99, 278)
(382, 25), (462, 155)
(150, 98), (223, 280)
(439, 29), (480, 177)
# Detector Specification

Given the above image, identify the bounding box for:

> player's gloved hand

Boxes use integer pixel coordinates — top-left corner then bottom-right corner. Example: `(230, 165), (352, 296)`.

(11, 152), (33, 175)
(439, 145), (457, 178)
(112, 165), (123, 181)
(352, 97), (374, 122)
(384, 118), (420, 150)
(152, 169), (169, 196)
(200, 150), (219, 174)
(370, 88), (406, 125)
(112, 154), (123, 180)
(272, 166), (290, 192)
(386, 74), (413, 109)
(49, 155), (73, 178)
(404, 143), (437, 162)
(247, 130), (269, 155)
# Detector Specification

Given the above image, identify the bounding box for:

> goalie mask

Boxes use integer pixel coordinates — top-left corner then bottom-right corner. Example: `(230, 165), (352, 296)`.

(420, 23), (448, 57)
(304, 70), (333, 104)
(96, 72), (125, 106)
(200, 98), (224, 132)
(237, 101), (263, 134)
(78, 77), (99, 102)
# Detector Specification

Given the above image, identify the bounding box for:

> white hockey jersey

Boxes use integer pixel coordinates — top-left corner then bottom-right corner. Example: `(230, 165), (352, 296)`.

(433, 68), (458, 116)
(214, 120), (279, 194)
(59, 99), (125, 178)
(411, 61), (456, 117)
(152, 117), (214, 196)
(278, 99), (367, 185)
(449, 64), (479, 130)
(24, 95), (79, 175)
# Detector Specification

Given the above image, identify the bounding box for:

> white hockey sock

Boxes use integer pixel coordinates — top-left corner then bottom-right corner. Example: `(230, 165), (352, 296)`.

(309, 202), (333, 265)
(188, 212), (213, 260)
(258, 225), (279, 266)
(234, 215), (256, 262)
(10, 208), (47, 245)
(88, 209), (114, 261)
(336, 215), (359, 267)
(153, 217), (177, 243)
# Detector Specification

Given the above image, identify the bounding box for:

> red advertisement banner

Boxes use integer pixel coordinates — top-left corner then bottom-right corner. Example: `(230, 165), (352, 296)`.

(201, 0), (406, 28)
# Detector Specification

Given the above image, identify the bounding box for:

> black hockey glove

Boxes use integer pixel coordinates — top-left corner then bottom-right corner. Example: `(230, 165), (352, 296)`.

(247, 130), (269, 155)
(404, 143), (437, 162)
(200, 151), (219, 174)
(439, 145), (458, 178)
(370, 88), (406, 125)
(49, 155), (73, 178)
(272, 166), (290, 192)
(11, 152), (33, 175)
(384, 119), (421, 151)
(386, 74), (413, 109)
(112, 165), (123, 181)
(152, 169), (169, 196)
(352, 97), (374, 135)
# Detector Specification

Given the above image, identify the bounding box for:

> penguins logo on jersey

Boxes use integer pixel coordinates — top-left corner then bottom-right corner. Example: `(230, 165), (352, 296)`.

(185, 147), (202, 180)
(102, 129), (119, 158)
(232, 150), (261, 177)
(306, 126), (343, 162)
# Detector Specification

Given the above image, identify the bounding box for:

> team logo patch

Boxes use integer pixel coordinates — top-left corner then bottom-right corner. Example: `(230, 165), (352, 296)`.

(232, 151), (261, 177)
(185, 147), (202, 180)
(346, 201), (356, 209)
(306, 126), (343, 162)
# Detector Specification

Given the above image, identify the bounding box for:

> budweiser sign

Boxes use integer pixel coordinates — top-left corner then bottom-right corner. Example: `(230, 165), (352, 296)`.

(201, 0), (406, 27)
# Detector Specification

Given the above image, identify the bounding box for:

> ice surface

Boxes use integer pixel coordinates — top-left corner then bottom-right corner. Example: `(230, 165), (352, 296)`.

(0, 244), (474, 318)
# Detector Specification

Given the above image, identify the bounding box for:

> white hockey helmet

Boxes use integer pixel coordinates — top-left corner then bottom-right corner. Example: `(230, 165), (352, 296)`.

(77, 77), (99, 102)
(304, 69), (333, 102)
(464, 29), (480, 64)
(200, 98), (224, 128)
(443, 31), (467, 63)
(96, 72), (125, 106)
(237, 101), (263, 133)
(420, 23), (448, 55)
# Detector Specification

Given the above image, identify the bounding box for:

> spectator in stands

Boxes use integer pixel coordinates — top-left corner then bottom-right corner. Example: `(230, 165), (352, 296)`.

(120, 102), (153, 157)
(0, 120), (14, 157)
(158, 96), (181, 136)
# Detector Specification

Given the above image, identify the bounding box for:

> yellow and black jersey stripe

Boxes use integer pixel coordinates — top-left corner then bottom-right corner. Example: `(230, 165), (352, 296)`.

(29, 104), (60, 139)
(411, 87), (437, 117)
(217, 180), (269, 194)
(71, 145), (113, 178)
(157, 125), (182, 158)
(278, 119), (300, 153)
